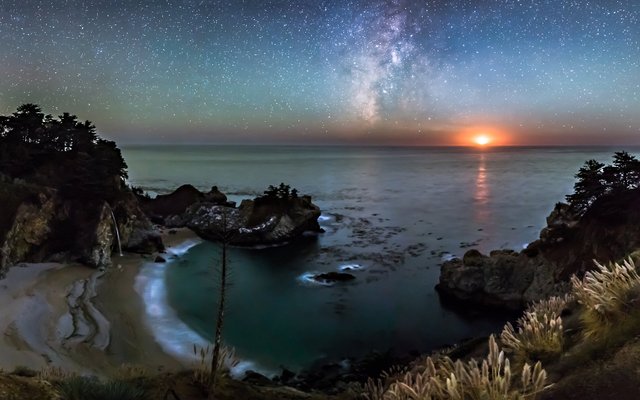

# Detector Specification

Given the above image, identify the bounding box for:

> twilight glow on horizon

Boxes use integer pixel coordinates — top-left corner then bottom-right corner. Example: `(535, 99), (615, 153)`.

(1, 0), (639, 146)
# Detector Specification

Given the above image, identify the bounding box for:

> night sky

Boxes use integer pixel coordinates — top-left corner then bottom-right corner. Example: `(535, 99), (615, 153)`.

(1, 0), (639, 145)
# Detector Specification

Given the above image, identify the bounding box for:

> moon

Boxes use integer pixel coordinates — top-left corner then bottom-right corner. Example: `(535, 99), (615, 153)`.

(474, 135), (491, 146)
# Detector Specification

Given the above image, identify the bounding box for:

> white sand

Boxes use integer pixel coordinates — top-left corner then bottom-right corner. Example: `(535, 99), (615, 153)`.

(0, 227), (200, 376)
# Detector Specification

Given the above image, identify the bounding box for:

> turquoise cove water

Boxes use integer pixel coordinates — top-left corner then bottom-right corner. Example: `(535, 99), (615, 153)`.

(125, 145), (639, 372)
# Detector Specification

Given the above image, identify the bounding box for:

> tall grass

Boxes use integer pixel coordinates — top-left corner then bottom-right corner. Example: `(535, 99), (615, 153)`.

(192, 344), (239, 388)
(501, 295), (572, 364)
(364, 336), (546, 400)
(571, 258), (640, 339)
(55, 376), (147, 400)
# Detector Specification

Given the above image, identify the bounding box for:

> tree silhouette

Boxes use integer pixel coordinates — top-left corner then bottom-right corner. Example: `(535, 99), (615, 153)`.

(567, 152), (640, 215)
(604, 151), (640, 192)
(0, 104), (128, 201)
(566, 159), (606, 214)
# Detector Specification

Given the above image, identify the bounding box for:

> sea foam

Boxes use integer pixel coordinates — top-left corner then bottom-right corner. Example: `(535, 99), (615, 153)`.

(297, 272), (334, 287)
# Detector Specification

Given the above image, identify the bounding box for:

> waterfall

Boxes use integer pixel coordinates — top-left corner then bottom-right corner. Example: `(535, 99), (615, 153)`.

(107, 205), (123, 257)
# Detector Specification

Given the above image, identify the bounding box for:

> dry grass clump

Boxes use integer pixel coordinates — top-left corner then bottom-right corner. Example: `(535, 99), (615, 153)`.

(114, 364), (148, 381)
(528, 295), (573, 317)
(571, 258), (640, 339)
(501, 295), (572, 364)
(37, 365), (77, 382)
(364, 336), (546, 400)
(192, 344), (239, 388)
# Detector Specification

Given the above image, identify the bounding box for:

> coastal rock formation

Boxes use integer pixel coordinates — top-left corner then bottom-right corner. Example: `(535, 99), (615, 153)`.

(0, 104), (165, 275)
(138, 184), (233, 223)
(437, 249), (568, 309)
(183, 194), (322, 246)
(438, 189), (640, 309)
(0, 182), (162, 275)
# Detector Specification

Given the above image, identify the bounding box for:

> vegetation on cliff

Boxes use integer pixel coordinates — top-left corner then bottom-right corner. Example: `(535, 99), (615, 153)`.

(566, 151), (640, 215)
(368, 257), (640, 400)
(0, 103), (128, 202)
(0, 105), (160, 271)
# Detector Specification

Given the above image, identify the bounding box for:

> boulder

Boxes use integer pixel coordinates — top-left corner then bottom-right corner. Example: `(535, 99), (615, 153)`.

(205, 185), (229, 205)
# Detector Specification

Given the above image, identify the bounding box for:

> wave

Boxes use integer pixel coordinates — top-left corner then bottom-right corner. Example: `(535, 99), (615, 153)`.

(167, 239), (203, 257)
(338, 263), (364, 272)
(296, 272), (335, 287)
(441, 253), (457, 262)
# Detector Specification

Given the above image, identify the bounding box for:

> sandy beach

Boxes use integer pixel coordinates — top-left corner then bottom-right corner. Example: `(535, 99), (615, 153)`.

(0, 227), (200, 376)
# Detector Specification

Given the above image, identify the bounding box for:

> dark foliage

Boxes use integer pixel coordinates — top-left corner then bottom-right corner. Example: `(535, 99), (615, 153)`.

(0, 104), (128, 201)
(566, 151), (640, 215)
(261, 182), (299, 201)
(55, 376), (148, 400)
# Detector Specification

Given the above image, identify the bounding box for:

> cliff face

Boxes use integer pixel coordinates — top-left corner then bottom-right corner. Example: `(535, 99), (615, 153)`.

(437, 189), (640, 309)
(0, 180), (162, 277)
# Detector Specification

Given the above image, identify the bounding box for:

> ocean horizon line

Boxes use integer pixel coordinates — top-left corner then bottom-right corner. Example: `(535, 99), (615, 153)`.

(121, 143), (640, 149)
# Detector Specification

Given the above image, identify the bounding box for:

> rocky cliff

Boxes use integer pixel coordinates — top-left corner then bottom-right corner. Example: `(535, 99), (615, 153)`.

(0, 104), (166, 276)
(0, 179), (162, 276)
(437, 189), (640, 309)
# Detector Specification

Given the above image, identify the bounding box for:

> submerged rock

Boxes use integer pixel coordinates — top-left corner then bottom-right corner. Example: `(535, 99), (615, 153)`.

(312, 272), (356, 283)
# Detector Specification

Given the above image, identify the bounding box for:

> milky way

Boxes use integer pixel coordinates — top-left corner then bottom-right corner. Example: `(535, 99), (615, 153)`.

(1, 1), (639, 144)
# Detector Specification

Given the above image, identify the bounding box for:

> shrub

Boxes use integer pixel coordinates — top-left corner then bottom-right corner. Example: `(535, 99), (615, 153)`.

(11, 365), (37, 377)
(55, 376), (147, 400)
(192, 344), (239, 388)
(364, 336), (546, 400)
(114, 364), (148, 381)
(37, 365), (76, 382)
(501, 296), (572, 364)
(571, 258), (640, 339)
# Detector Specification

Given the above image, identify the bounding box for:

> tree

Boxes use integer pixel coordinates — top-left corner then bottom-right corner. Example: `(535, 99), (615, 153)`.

(604, 151), (640, 191)
(566, 152), (640, 216)
(0, 104), (129, 200)
(566, 159), (606, 214)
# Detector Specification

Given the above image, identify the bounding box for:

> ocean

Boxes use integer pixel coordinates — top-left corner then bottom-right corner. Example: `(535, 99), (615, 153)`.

(122, 145), (638, 373)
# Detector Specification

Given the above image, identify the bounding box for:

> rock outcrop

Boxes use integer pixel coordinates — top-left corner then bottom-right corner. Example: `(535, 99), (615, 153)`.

(437, 249), (568, 309)
(183, 194), (322, 246)
(437, 190), (640, 309)
(138, 184), (233, 224)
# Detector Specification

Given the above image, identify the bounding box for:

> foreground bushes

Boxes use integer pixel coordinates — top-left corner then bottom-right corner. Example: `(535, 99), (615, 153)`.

(501, 295), (572, 365)
(366, 258), (640, 400)
(55, 376), (147, 400)
(571, 258), (640, 339)
(364, 336), (546, 400)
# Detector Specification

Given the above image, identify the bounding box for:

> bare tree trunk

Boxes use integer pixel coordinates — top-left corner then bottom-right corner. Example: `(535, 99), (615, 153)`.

(209, 211), (232, 400)
(210, 242), (227, 391)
